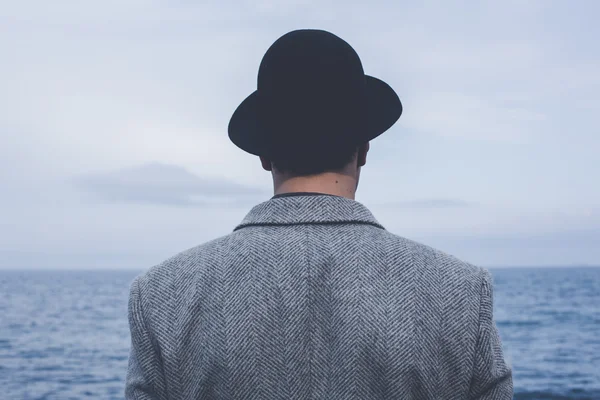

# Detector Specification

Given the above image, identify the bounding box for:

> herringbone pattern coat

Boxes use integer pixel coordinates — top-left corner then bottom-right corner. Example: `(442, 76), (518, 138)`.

(126, 194), (513, 399)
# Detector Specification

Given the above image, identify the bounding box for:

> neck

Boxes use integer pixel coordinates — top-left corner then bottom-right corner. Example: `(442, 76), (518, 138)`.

(273, 172), (357, 200)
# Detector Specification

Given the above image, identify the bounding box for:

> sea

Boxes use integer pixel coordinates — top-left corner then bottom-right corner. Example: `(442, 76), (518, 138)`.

(0, 267), (598, 400)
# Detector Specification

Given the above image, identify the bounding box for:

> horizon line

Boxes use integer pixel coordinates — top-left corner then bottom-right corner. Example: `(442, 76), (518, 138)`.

(1, 265), (599, 272)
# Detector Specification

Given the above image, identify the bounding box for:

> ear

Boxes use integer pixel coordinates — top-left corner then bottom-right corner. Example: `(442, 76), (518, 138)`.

(357, 142), (369, 167)
(260, 156), (273, 171)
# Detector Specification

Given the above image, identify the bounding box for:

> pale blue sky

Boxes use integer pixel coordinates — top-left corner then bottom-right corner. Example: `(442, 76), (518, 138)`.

(1, 0), (598, 268)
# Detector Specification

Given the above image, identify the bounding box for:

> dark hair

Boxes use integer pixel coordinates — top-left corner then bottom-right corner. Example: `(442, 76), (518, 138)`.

(270, 142), (359, 176)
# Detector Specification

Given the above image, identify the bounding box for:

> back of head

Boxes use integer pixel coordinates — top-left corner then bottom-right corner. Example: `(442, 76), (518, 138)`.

(269, 142), (360, 176)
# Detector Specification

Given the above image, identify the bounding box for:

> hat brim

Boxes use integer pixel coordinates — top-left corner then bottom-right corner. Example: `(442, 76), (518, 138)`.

(228, 75), (402, 156)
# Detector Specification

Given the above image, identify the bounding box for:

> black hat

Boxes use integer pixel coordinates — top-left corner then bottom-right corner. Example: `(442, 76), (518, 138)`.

(228, 29), (402, 158)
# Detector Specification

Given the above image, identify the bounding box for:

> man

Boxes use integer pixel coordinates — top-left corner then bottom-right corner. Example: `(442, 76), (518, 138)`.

(126, 29), (512, 399)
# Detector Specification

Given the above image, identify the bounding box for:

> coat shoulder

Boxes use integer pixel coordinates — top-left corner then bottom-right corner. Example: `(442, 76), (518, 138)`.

(133, 233), (233, 296)
(382, 230), (485, 282)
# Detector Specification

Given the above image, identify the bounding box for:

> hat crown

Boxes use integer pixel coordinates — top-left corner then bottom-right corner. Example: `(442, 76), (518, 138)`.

(257, 30), (366, 100)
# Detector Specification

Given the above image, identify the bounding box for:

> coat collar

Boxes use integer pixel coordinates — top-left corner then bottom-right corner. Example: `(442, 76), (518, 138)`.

(234, 194), (384, 231)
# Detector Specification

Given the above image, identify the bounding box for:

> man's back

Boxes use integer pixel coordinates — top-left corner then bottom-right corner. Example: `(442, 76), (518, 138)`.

(126, 195), (512, 399)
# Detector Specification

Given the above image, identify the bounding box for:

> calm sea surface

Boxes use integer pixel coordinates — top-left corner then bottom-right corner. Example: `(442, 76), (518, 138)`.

(0, 267), (598, 399)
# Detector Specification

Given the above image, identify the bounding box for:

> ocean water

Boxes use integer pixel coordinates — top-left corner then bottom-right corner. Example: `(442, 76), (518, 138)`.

(0, 267), (598, 400)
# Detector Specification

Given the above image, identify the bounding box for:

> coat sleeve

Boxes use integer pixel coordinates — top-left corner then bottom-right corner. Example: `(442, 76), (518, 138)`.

(125, 276), (167, 400)
(468, 269), (513, 399)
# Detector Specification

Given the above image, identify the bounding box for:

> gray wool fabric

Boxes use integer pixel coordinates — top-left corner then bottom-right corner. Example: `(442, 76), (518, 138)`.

(126, 195), (513, 399)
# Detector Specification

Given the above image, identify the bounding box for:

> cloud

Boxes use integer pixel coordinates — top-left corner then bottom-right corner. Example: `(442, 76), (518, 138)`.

(417, 228), (600, 267)
(377, 198), (473, 209)
(402, 92), (547, 142)
(0, 250), (157, 270)
(73, 162), (268, 207)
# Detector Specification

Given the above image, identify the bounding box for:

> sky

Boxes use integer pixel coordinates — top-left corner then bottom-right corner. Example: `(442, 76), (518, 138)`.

(1, 0), (599, 269)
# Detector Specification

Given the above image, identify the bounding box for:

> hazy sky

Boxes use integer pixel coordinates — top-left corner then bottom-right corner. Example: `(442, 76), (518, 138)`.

(1, 0), (599, 269)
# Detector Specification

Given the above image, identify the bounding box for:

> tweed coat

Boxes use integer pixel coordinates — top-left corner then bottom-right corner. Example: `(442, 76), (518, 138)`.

(126, 194), (513, 399)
